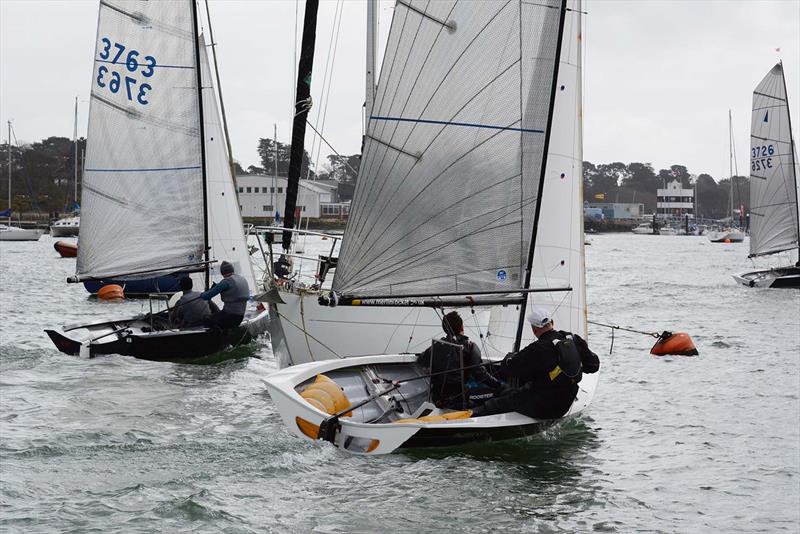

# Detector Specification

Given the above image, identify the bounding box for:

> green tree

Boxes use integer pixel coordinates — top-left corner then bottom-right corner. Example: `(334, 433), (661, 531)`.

(257, 138), (314, 179)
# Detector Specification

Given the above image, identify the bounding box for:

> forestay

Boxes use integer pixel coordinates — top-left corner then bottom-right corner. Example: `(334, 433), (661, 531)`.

(78, 0), (205, 280)
(748, 63), (800, 258)
(333, 0), (563, 297)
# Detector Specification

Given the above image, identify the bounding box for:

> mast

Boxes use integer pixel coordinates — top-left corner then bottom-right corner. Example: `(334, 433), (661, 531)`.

(513, 0), (569, 352)
(73, 96), (78, 206)
(729, 109), (734, 225)
(365, 0), (377, 127)
(6, 121), (10, 223)
(273, 123), (277, 219)
(283, 0), (320, 251)
(779, 61), (800, 253)
(191, 0), (211, 289)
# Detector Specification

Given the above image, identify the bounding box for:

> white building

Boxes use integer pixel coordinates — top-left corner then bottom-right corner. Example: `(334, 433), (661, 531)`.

(235, 174), (336, 219)
(656, 179), (694, 218)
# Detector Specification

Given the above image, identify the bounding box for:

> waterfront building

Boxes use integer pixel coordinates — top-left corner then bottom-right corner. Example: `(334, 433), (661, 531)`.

(657, 179), (694, 218)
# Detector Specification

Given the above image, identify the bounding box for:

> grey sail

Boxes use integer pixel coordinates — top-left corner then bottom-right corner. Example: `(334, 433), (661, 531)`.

(332, 0), (563, 297)
(748, 63), (800, 258)
(77, 0), (205, 280)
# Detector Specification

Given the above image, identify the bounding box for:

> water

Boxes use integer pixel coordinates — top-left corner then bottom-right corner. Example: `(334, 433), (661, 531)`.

(1, 234), (798, 533)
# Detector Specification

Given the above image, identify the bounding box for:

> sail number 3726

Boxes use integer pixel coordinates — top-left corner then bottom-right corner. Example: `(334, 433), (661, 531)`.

(96, 37), (156, 105)
(751, 144), (774, 172)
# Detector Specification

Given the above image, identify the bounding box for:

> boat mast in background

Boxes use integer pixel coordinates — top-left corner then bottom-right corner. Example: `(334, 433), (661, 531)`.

(73, 96), (78, 206)
(6, 121), (10, 224)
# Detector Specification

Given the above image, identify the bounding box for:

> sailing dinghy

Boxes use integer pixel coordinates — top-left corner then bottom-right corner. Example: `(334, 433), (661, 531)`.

(265, 0), (597, 454)
(733, 62), (800, 288)
(46, 0), (268, 360)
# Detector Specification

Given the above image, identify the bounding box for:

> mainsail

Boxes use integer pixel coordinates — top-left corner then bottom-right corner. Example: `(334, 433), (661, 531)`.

(78, 0), (205, 281)
(332, 0), (564, 298)
(748, 62), (800, 258)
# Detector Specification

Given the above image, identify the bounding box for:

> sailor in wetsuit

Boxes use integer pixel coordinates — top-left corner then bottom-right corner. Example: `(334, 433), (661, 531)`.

(201, 261), (250, 329)
(418, 311), (502, 409)
(471, 307), (600, 419)
(170, 277), (217, 328)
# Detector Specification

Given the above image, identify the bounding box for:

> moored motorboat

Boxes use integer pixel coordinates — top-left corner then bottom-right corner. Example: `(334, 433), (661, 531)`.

(50, 216), (80, 237)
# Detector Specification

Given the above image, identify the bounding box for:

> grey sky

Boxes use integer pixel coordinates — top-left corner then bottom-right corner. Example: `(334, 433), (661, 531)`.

(1, 0), (798, 182)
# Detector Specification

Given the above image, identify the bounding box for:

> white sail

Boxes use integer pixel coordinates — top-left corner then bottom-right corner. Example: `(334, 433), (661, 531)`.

(198, 36), (257, 290)
(486, 0), (586, 357)
(333, 0), (563, 297)
(749, 63), (800, 258)
(78, 0), (205, 280)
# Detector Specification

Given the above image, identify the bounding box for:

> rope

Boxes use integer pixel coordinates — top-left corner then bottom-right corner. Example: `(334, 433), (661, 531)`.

(275, 305), (344, 360)
(588, 319), (659, 355)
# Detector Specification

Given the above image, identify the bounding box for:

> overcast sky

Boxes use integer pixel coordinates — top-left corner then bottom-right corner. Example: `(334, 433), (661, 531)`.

(1, 0), (798, 182)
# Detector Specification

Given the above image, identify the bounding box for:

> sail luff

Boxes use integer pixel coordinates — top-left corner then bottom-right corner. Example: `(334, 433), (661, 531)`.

(513, 0), (568, 352)
(283, 0), (320, 251)
(779, 60), (800, 253)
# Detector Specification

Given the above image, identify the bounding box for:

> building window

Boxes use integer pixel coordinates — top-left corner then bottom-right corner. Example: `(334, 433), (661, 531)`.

(238, 186), (243, 193)
(246, 187), (252, 193)
(254, 187), (260, 193)
(302, 205), (306, 212)
(278, 187), (283, 194)
(270, 187), (275, 194)
(262, 205), (274, 212)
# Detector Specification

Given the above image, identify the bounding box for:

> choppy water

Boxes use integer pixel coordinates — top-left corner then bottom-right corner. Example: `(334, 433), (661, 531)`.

(1, 234), (798, 533)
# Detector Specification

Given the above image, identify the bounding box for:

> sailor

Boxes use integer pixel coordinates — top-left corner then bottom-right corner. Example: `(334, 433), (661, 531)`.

(418, 311), (502, 409)
(201, 261), (250, 329)
(170, 277), (216, 328)
(471, 307), (600, 419)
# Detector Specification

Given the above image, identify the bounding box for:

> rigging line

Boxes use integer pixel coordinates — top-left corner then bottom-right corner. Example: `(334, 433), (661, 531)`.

(342, 172), (522, 279)
(364, 133), (420, 159)
(587, 320), (659, 338)
(369, 115), (543, 134)
(405, 307), (424, 353)
(396, 0), (455, 30)
(276, 307), (344, 360)
(305, 120), (359, 176)
(349, 1), (514, 248)
(382, 306), (419, 355)
(299, 291), (315, 362)
(309, 0), (343, 180)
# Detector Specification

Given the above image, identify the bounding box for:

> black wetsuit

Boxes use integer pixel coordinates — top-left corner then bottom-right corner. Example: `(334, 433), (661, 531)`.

(472, 329), (599, 419)
(418, 334), (502, 409)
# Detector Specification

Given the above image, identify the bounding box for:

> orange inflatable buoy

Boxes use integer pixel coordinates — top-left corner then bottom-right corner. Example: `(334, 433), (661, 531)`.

(97, 284), (124, 301)
(650, 331), (698, 356)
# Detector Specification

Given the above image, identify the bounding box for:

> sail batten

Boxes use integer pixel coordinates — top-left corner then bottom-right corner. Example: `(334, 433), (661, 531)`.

(333, 0), (563, 297)
(748, 63), (800, 258)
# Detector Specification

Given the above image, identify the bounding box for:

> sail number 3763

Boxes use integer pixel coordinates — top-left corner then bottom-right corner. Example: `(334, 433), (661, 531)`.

(751, 144), (775, 172)
(96, 37), (156, 106)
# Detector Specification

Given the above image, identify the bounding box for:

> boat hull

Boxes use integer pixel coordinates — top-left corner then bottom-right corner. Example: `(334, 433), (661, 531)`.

(732, 266), (800, 288)
(45, 308), (269, 362)
(54, 240), (78, 258)
(0, 227), (44, 241)
(268, 289), (492, 368)
(264, 354), (598, 455)
(83, 274), (184, 296)
(708, 230), (745, 243)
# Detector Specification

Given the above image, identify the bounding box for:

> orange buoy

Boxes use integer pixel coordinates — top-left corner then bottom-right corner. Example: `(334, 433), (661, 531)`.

(97, 284), (125, 301)
(724, 238), (731, 243)
(650, 331), (698, 356)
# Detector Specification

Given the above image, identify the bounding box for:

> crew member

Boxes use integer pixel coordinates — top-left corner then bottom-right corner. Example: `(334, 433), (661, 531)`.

(418, 311), (502, 409)
(201, 261), (250, 329)
(170, 277), (216, 328)
(471, 307), (599, 419)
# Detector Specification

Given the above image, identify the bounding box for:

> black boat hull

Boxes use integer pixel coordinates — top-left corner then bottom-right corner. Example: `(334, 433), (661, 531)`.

(732, 265), (800, 288)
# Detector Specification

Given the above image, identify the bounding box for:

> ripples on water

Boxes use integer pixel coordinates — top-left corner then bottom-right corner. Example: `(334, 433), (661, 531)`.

(1, 235), (798, 532)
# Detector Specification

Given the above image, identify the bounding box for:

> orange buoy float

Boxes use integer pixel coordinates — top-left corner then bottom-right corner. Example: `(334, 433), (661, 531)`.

(96, 284), (125, 301)
(650, 331), (698, 356)
(724, 238), (731, 243)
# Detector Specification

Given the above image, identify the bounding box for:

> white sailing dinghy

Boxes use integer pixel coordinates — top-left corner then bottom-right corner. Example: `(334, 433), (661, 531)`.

(265, 0), (597, 454)
(709, 111), (746, 244)
(733, 63), (800, 288)
(46, 0), (268, 361)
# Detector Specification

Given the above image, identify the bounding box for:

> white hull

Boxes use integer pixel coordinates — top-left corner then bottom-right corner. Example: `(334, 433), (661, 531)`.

(708, 229), (745, 243)
(268, 289), (492, 368)
(50, 216), (80, 237)
(264, 354), (599, 455)
(632, 226), (654, 235)
(658, 227), (679, 236)
(732, 265), (800, 288)
(0, 226), (44, 241)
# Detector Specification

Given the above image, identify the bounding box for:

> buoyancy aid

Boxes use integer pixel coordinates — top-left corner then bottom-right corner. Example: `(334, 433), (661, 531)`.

(548, 334), (583, 385)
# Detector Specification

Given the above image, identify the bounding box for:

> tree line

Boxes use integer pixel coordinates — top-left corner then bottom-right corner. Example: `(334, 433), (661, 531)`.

(1, 134), (746, 222)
